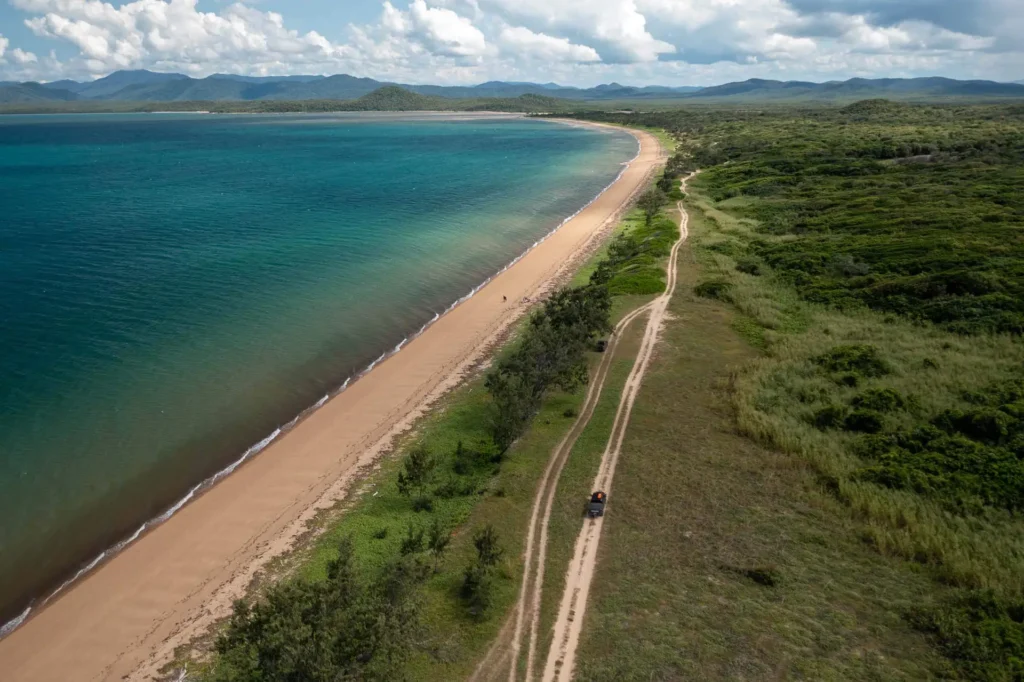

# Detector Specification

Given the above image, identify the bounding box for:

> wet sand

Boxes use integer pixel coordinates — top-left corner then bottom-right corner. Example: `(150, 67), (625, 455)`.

(0, 122), (664, 682)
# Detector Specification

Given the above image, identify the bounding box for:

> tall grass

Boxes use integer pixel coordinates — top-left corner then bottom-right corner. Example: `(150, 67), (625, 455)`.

(686, 181), (1024, 678)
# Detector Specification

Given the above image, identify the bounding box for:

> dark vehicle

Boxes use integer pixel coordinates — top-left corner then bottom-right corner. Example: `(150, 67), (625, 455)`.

(595, 339), (608, 353)
(588, 491), (607, 518)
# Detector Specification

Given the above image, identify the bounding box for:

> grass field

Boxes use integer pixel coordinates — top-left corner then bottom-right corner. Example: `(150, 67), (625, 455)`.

(571, 193), (955, 680)
(563, 103), (1024, 680)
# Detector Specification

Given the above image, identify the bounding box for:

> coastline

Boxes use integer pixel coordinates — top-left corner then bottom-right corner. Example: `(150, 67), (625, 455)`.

(0, 117), (638, 638)
(0, 120), (664, 682)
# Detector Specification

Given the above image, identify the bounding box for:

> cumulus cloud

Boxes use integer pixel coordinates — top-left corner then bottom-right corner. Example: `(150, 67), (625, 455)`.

(497, 26), (600, 63)
(471, 0), (674, 63)
(381, 0), (487, 59)
(0, 0), (1020, 85)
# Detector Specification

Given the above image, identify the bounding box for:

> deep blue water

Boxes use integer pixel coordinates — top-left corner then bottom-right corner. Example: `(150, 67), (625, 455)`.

(0, 113), (636, 626)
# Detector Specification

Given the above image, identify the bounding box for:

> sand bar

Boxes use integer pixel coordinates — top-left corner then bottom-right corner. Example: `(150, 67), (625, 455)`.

(0, 122), (663, 682)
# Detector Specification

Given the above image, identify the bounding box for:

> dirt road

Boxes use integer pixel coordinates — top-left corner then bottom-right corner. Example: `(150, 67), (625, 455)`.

(473, 174), (692, 682)
(540, 181), (691, 681)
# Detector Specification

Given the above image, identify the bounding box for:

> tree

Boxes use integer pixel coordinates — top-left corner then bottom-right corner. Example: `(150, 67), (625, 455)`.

(637, 188), (666, 225)
(400, 523), (425, 555)
(473, 525), (503, 568)
(485, 285), (612, 452)
(396, 444), (435, 498)
(427, 518), (452, 572)
(211, 537), (422, 681)
(460, 564), (493, 618)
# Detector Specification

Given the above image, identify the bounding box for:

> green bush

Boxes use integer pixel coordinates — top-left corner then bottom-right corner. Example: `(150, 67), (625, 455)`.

(815, 344), (891, 378)
(210, 538), (422, 681)
(813, 404), (848, 430)
(607, 269), (666, 295)
(460, 564), (494, 618)
(851, 388), (908, 413)
(843, 409), (885, 433)
(736, 258), (762, 276)
(694, 280), (733, 300)
(910, 591), (1024, 681)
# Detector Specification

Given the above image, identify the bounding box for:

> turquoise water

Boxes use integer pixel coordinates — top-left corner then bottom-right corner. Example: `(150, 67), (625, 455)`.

(0, 113), (636, 627)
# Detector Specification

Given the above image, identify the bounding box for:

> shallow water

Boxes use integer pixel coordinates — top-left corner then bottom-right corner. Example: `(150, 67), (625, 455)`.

(0, 112), (636, 627)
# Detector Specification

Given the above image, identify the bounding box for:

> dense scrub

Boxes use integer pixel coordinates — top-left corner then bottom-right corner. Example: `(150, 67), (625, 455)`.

(573, 102), (1024, 679)
(590, 214), (679, 295)
(570, 104), (1024, 334)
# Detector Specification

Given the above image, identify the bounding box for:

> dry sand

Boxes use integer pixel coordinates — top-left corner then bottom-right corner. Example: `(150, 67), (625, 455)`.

(0, 122), (664, 682)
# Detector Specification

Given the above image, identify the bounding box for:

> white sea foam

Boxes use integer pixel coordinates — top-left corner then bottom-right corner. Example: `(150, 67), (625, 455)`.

(0, 123), (641, 640)
(0, 606), (30, 638)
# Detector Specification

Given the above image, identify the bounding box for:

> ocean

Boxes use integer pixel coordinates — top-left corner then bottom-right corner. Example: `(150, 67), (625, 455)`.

(0, 112), (636, 630)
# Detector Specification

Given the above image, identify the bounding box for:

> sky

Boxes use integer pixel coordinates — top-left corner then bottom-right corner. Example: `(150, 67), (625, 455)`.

(0, 0), (1021, 86)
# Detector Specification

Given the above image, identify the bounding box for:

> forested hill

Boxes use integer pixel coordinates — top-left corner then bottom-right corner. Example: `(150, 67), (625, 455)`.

(2, 70), (1023, 106)
(0, 87), (571, 114)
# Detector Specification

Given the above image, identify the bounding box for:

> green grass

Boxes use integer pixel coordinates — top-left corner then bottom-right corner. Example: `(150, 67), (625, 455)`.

(572, 209), (952, 680)
(674, 175), (1024, 678)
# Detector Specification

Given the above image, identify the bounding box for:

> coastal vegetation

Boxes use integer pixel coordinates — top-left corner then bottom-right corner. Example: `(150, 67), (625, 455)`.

(567, 101), (1024, 679)
(196, 178), (680, 680)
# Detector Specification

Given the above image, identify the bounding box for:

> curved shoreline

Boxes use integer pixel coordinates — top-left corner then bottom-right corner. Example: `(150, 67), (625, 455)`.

(0, 121), (664, 682)
(0, 120), (640, 642)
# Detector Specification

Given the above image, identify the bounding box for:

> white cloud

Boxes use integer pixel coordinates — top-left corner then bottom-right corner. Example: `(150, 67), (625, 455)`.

(380, 0), (487, 59)
(0, 0), (1020, 86)
(497, 26), (600, 63)
(11, 47), (39, 64)
(472, 0), (674, 63)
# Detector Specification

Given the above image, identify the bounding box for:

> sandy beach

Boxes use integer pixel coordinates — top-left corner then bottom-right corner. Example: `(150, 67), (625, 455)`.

(0, 121), (664, 682)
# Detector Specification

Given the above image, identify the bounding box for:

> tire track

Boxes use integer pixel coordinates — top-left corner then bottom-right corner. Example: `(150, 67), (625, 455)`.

(473, 169), (692, 682)
(539, 175), (693, 682)
(469, 132), (667, 682)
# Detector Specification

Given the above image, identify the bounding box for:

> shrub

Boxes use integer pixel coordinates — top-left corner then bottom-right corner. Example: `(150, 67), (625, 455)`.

(843, 409), (885, 433)
(211, 538), (421, 681)
(814, 344), (891, 378)
(851, 388), (908, 413)
(412, 495), (434, 513)
(473, 525), (503, 568)
(736, 258), (762, 276)
(434, 478), (475, 499)
(813, 404), (848, 430)
(427, 519), (451, 572)
(933, 408), (1014, 443)
(607, 270), (666, 295)
(910, 591), (1024, 681)
(452, 440), (474, 475)
(400, 524), (425, 555)
(744, 567), (781, 587)
(486, 285), (611, 451)
(460, 564), (494, 618)
(694, 280), (733, 300)
(397, 444), (435, 497)
(372, 527), (388, 540)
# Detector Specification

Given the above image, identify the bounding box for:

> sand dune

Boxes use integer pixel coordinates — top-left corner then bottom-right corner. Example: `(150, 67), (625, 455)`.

(0, 120), (663, 682)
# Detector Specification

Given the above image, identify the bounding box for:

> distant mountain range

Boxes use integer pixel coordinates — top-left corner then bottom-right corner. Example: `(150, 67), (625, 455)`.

(1, 70), (1023, 106)
(686, 77), (1024, 101)
(0, 69), (701, 104)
